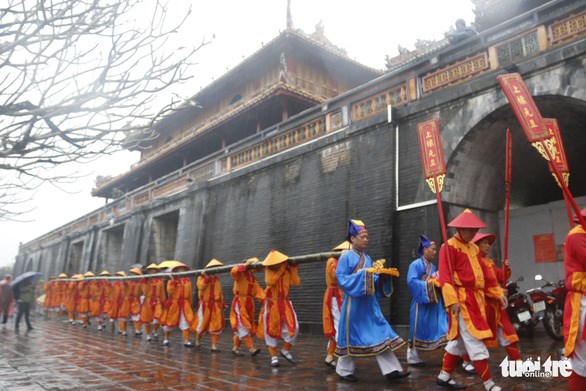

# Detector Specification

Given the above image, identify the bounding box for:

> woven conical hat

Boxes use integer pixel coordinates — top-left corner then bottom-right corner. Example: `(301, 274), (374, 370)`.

(262, 250), (289, 266)
(205, 259), (224, 268)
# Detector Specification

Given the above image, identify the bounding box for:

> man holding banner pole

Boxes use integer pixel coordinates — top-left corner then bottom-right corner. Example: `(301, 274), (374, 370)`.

(435, 210), (507, 391)
(417, 120), (505, 390)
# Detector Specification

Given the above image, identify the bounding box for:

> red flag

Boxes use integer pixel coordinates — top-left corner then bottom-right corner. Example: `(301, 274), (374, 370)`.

(497, 73), (549, 142)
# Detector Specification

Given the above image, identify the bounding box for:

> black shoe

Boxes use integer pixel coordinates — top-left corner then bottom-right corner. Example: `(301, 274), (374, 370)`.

(409, 361), (425, 367)
(436, 378), (467, 389)
(339, 374), (358, 382)
(27, 327), (33, 331)
(386, 370), (411, 380)
(250, 348), (261, 357)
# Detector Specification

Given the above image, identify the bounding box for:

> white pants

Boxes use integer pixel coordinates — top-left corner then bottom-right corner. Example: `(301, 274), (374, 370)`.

(445, 313), (490, 361)
(233, 301), (250, 339)
(336, 349), (402, 376)
(195, 303), (221, 335)
(570, 296), (586, 377)
(263, 301), (298, 348)
(331, 297), (341, 340)
(407, 346), (422, 364)
(164, 311), (190, 332)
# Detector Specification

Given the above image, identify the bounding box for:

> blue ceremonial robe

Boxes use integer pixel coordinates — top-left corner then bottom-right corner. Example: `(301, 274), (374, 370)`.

(335, 248), (405, 357)
(407, 256), (448, 350)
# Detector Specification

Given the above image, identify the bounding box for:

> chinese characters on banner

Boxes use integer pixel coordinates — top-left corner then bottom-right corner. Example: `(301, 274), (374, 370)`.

(417, 119), (446, 179)
(497, 73), (549, 142)
(544, 118), (570, 177)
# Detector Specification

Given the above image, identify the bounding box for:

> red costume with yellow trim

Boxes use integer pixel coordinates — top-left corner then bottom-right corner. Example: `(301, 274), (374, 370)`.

(439, 236), (503, 341)
(564, 222), (586, 386)
(435, 209), (506, 390)
(481, 257), (518, 347)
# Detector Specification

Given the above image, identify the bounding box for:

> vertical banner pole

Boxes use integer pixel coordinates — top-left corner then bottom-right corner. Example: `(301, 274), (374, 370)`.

(503, 129), (512, 287)
(416, 119), (455, 287)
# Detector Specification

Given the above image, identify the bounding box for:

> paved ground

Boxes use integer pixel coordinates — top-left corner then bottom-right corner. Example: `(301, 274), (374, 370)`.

(0, 315), (569, 390)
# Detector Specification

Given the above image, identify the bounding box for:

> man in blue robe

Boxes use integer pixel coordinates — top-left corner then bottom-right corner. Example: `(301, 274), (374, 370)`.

(406, 235), (448, 366)
(335, 219), (411, 382)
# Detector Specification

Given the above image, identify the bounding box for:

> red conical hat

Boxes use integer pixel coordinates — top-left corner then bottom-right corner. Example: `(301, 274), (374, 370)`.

(448, 209), (486, 228)
(472, 232), (496, 245)
(573, 207), (586, 223)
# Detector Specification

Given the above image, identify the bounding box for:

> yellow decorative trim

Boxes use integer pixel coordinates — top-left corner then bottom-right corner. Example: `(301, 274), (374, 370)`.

(550, 11), (586, 44)
(351, 84), (407, 122)
(422, 53), (489, 93)
(551, 172), (570, 188)
(227, 116), (326, 170)
(425, 174), (445, 194)
(531, 141), (550, 161)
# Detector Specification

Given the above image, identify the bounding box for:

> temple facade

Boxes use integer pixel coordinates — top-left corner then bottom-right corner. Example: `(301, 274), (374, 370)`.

(14, 0), (586, 331)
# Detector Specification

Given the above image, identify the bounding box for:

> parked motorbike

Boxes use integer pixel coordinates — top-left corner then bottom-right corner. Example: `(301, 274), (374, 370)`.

(506, 276), (542, 336)
(533, 275), (566, 341)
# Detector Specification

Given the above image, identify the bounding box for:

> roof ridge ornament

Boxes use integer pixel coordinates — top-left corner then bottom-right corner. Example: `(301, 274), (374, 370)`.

(286, 0), (294, 30)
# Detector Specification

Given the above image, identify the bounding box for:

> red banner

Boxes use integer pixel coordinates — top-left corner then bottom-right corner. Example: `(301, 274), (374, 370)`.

(544, 118), (569, 174)
(417, 119), (446, 179)
(497, 73), (549, 142)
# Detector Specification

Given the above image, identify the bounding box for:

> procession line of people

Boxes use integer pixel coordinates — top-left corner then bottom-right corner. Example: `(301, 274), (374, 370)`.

(31, 210), (586, 388)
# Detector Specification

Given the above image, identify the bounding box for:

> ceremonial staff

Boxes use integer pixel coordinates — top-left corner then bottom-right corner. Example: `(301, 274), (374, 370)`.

(497, 73), (585, 230)
(503, 129), (512, 288)
(416, 119), (455, 286)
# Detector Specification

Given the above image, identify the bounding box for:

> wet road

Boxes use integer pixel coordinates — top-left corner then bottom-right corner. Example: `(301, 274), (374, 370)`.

(0, 316), (569, 390)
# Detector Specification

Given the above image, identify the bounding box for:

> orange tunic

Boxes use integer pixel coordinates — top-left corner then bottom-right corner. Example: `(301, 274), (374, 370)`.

(192, 275), (226, 334)
(323, 257), (343, 339)
(77, 281), (90, 313)
(52, 281), (67, 309)
(564, 225), (586, 357)
(139, 278), (166, 324)
(480, 256), (518, 347)
(108, 280), (127, 320)
(64, 281), (79, 313)
(120, 280), (141, 317)
(229, 265), (265, 334)
(43, 282), (53, 309)
(160, 277), (193, 328)
(89, 281), (109, 317)
(257, 263), (300, 339)
(439, 236), (504, 341)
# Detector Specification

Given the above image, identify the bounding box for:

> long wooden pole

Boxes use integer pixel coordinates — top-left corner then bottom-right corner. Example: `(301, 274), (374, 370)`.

(433, 176), (455, 284)
(503, 129), (512, 287)
(60, 251), (343, 282)
(540, 140), (586, 230)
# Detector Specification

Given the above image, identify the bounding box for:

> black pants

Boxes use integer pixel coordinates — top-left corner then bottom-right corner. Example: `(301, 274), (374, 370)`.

(15, 301), (32, 330)
(1, 303), (9, 324)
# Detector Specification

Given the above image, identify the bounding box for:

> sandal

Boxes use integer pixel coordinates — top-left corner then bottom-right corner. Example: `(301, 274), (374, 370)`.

(325, 358), (336, 368)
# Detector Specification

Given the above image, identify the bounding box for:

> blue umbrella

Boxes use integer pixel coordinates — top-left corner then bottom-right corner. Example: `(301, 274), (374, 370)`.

(11, 271), (43, 289)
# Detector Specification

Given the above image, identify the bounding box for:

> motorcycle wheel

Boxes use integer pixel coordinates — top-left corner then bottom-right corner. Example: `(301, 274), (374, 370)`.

(543, 306), (564, 341)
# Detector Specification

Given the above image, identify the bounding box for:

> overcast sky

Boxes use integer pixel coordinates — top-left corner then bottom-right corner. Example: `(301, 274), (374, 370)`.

(0, 0), (475, 268)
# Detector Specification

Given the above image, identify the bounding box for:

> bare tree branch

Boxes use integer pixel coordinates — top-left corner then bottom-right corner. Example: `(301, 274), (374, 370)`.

(0, 0), (208, 220)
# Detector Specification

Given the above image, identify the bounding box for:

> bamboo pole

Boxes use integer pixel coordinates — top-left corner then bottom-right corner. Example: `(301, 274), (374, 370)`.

(57, 251), (343, 282)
